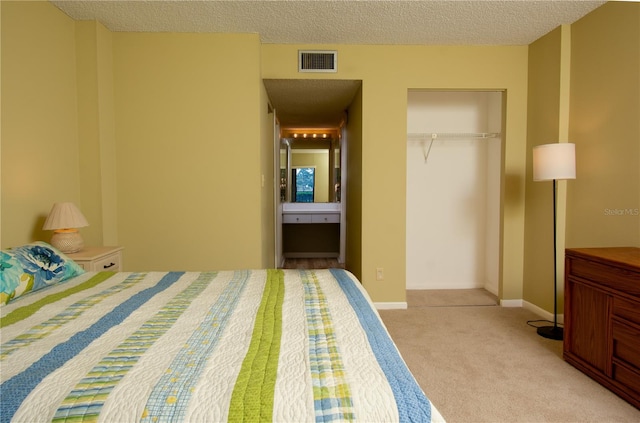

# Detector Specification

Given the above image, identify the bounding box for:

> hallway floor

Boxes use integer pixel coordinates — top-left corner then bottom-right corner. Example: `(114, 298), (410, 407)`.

(281, 258), (343, 269)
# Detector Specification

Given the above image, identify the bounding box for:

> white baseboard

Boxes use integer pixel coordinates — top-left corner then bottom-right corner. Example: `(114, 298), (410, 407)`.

(500, 299), (523, 307)
(373, 298), (563, 322)
(374, 302), (408, 310)
(407, 283), (485, 290)
(523, 300), (564, 324)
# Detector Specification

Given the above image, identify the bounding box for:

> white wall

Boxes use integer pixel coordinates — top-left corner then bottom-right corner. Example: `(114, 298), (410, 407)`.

(406, 91), (502, 292)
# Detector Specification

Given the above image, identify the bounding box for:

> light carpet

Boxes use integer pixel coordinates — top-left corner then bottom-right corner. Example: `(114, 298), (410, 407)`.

(408, 288), (498, 307)
(379, 305), (640, 422)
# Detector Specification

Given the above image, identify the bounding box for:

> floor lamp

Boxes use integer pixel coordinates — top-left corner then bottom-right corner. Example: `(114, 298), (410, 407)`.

(532, 143), (576, 340)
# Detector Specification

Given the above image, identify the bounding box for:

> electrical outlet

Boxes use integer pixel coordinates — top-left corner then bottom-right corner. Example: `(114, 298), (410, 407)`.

(376, 268), (384, 281)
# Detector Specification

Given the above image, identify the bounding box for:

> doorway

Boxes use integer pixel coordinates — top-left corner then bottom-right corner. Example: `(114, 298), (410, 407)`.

(263, 79), (361, 269)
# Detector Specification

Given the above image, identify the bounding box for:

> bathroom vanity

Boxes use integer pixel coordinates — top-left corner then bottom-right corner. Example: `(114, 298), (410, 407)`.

(282, 203), (342, 259)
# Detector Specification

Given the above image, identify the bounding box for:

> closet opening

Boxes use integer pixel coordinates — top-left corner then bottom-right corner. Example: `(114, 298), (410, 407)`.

(406, 90), (503, 301)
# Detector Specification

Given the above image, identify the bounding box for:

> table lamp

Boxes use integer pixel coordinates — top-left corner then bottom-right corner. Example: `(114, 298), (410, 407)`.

(42, 202), (89, 253)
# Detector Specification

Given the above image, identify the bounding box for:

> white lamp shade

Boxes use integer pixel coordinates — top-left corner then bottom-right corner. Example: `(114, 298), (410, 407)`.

(533, 143), (576, 181)
(42, 202), (89, 230)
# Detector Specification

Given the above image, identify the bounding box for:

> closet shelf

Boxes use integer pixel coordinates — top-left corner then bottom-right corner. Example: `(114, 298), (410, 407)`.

(407, 132), (501, 163)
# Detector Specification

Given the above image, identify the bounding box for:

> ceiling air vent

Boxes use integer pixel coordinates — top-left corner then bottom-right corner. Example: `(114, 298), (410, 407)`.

(299, 50), (337, 73)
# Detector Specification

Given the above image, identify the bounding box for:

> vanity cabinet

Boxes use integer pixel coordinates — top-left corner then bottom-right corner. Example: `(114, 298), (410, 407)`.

(282, 208), (341, 259)
(564, 247), (640, 409)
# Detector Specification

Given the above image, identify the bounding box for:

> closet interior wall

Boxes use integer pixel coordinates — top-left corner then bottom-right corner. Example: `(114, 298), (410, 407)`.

(406, 90), (502, 295)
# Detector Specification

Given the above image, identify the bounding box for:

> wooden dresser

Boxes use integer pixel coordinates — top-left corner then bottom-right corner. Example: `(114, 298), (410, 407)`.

(564, 247), (640, 409)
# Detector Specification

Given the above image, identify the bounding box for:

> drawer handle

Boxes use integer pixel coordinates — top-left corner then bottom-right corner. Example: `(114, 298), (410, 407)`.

(103, 262), (116, 269)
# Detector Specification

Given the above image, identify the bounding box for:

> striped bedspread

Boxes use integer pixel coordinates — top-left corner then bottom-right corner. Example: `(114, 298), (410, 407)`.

(1, 269), (444, 422)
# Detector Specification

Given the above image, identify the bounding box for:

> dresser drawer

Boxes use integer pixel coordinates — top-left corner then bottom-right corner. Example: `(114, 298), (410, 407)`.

(68, 247), (123, 272)
(92, 253), (121, 272)
(613, 298), (640, 326)
(568, 257), (640, 295)
(612, 321), (640, 371)
(612, 362), (640, 396)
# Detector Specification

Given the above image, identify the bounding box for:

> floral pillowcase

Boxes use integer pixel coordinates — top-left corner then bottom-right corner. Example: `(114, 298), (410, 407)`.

(0, 241), (85, 305)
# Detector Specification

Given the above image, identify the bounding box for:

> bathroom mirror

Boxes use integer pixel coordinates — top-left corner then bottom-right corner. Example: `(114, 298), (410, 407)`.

(280, 131), (340, 203)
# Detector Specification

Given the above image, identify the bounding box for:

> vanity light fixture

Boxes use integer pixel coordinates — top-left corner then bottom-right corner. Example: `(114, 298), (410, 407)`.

(285, 130), (334, 140)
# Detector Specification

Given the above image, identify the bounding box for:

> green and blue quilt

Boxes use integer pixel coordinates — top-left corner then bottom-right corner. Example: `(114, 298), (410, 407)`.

(1, 269), (443, 422)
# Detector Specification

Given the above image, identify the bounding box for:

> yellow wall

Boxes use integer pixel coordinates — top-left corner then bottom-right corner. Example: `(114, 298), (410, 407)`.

(523, 2), (639, 315)
(1, 1), (81, 247)
(1, 0), (529, 302)
(567, 2), (640, 248)
(345, 86), (363, 280)
(523, 26), (567, 313)
(262, 44), (529, 303)
(75, 20), (118, 248)
(113, 32), (264, 271)
(3, 1), (635, 307)
(2, 2), (271, 271)
(260, 83), (275, 268)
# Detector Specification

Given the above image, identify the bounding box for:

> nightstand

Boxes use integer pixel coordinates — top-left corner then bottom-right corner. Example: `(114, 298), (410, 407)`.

(67, 246), (124, 272)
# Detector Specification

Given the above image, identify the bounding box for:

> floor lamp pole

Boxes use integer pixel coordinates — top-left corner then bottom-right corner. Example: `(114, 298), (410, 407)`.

(537, 178), (564, 340)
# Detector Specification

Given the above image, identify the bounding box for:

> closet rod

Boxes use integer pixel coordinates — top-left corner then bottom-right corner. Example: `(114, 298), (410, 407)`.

(407, 132), (501, 163)
(407, 132), (501, 140)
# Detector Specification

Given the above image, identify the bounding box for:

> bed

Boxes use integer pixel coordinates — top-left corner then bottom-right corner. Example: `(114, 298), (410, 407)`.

(1, 242), (444, 422)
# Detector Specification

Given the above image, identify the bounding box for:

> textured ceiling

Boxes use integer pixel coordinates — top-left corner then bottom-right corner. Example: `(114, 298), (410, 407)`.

(51, 0), (605, 46)
(51, 0), (606, 128)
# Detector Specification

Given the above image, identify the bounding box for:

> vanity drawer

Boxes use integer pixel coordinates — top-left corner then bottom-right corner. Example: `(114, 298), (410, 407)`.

(311, 213), (340, 223)
(283, 214), (312, 224)
(283, 213), (340, 224)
